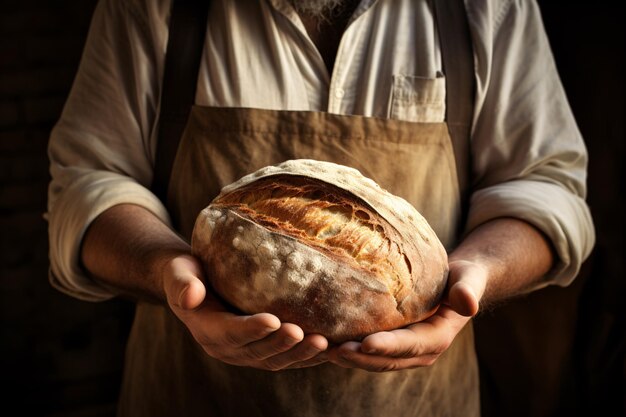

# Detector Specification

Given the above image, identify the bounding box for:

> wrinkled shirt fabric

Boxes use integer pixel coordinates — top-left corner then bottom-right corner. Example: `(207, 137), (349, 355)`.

(48, 0), (594, 300)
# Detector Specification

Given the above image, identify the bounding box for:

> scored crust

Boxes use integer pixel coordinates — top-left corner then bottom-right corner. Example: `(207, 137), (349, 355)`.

(191, 160), (448, 343)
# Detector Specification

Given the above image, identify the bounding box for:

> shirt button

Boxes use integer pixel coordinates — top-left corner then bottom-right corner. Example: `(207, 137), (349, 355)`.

(334, 88), (345, 99)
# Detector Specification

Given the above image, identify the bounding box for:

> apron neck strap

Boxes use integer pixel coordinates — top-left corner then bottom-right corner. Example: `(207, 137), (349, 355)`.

(434, 0), (475, 130)
(151, 0), (211, 203)
(434, 0), (476, 217)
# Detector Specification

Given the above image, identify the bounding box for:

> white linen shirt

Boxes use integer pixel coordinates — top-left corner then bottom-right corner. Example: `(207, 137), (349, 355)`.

(48, 0), (595, 301)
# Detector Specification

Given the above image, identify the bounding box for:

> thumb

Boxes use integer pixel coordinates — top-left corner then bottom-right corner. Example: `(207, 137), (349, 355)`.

(163, 255), (207, 311)
(444, 260), (487, 317)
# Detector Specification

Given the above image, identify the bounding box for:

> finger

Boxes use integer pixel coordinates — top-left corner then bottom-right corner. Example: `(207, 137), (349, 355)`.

(445, 261), (487, 317)
(328, 342), (436, 371)
(357, 306), (469, 358)
(177, 277), (207, 310)
(261, 334), (329, 370)
(240, 323), (305, 361)
(163, 255), (207, 310)
(285, 350), (329, 369)
(447, 281), (479, 317)
(358, 326), (433, 358)
(216, 313), (282, 347)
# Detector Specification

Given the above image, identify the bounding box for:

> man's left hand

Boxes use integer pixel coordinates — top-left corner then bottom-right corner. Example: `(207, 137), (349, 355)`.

(327, 260), (487, 371)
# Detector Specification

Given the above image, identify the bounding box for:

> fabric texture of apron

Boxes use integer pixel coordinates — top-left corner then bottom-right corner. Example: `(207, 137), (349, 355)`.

(118, 106), (480, 416)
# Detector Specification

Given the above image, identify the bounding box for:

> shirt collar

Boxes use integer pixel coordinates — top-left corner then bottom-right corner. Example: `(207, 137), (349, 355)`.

(266, 0), (379, 30)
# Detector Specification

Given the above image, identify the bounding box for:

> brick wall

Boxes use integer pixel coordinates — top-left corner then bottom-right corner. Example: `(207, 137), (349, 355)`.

(0, 2), (134, 416)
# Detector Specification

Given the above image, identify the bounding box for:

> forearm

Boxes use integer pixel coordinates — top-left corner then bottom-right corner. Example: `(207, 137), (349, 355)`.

(80, 203), (190, 302)
(80, 202), (329, 368)
(449, 217), (555, 309)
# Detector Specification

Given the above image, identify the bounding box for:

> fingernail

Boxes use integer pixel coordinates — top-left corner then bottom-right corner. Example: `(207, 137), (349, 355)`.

(305, 343), (326, 356)
(177, 285), (189, 308)
(363, 347), (378, 354)
(284, 336), (300, 345)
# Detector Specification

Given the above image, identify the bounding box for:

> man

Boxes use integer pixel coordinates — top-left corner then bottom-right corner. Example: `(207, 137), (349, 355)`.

(47, 0), (594, 415)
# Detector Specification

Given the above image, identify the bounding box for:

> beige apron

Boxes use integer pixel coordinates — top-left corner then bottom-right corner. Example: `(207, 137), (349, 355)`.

(118, 107), (480, 416)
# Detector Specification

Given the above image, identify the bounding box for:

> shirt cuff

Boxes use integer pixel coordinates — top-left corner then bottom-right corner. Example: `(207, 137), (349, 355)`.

(48, 171), (172, 301)
(465, 180), (595, 289)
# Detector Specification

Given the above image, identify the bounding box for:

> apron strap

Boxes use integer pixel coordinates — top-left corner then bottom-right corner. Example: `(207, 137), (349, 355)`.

(152, 0), (475, 209)
(434, 0), (475, 219)
(151, 0), (211, 203)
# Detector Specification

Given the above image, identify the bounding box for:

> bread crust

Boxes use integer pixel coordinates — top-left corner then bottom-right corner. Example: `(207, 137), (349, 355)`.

(191, 160), (448, 343)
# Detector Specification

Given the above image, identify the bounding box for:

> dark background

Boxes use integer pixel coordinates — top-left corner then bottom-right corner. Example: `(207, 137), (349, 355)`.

(0, 1), (623, 416)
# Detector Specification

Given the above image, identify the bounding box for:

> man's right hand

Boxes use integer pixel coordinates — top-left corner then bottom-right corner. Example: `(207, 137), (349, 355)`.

(82, 204), (328, 371)
(162, 254), (329, 371)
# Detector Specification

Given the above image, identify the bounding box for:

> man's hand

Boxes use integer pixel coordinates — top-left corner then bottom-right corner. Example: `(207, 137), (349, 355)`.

(82, 204), (329, 371)
(83, 206), (550, 373)
(326, 260), (487, 372)
(162, 254), (329, 371)
(326, 217), (553, 372)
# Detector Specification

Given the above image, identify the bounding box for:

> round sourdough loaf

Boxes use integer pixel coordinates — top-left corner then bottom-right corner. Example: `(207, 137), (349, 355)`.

(191, 160), (448, 343)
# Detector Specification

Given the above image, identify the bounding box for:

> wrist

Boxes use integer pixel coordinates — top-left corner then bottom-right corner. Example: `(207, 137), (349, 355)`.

(81, 204), (193, 303)
(448, 217), (554, 307)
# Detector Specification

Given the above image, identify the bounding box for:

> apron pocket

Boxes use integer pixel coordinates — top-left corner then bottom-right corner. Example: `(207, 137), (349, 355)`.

(388, 74), (446, 123)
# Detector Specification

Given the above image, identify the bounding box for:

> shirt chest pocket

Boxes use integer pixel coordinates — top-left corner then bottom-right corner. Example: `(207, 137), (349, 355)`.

(388, 74), (446, 123)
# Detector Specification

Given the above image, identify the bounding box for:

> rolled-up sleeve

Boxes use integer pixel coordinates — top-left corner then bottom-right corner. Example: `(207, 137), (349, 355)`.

(465, 0), (595, 288)
(47, 0), (171, 301)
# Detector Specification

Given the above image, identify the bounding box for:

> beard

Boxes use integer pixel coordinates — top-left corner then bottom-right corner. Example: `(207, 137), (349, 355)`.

(289, 0), (346, 20)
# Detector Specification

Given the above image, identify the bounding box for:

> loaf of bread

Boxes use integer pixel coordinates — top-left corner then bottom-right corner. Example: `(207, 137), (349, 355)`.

(191, 160), (448, 343)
